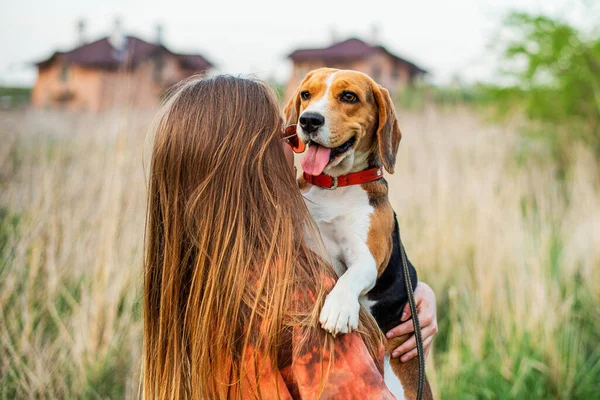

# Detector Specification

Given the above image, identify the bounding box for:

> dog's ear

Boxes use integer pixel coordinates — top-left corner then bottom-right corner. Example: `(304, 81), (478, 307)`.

(283, 70), (316, 126)
(370, 82), (402, 174)
(283, 88), (301, 127)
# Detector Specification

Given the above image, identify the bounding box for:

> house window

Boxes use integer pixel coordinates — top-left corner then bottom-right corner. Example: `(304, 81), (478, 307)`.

(59, 65), (69, 82)
(392, 64), (399, 80)
(372, 65), (381, 81)
(153, 53), (164, 83)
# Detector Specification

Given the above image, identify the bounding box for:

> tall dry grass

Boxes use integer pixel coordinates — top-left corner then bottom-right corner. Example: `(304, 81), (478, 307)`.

(392, 107), (600, 398)
(0, 106), (599, 398)
(0, 110), (149, 398)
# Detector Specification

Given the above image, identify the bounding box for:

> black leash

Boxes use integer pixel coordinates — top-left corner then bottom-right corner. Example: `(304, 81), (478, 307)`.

(398, 229), (425, 400)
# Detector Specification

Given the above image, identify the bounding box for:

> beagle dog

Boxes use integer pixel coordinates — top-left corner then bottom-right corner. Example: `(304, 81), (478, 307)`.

(284, 68), (433, 400)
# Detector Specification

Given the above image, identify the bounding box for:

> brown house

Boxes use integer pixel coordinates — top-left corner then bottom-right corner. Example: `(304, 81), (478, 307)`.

(286, 37), (426, 100)
(32, 35), (212, 111)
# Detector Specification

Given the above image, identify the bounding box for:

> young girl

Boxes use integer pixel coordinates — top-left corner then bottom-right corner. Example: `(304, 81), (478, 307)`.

(143, 75), (437, 399)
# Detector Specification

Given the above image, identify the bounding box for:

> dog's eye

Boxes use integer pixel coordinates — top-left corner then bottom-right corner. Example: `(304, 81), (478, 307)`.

(340, 92), (358, 103)
(300, 91), (311, 101)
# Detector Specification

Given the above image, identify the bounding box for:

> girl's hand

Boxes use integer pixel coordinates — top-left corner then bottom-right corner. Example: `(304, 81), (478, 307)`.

(385, 281), (438, 362)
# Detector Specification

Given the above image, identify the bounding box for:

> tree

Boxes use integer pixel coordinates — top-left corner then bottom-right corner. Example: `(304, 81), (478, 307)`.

(487, 11), (600, 160)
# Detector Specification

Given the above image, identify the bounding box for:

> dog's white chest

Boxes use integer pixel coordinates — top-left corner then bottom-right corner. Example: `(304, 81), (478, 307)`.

(304, 183), (379, 334)
(303, 185), (374, 275)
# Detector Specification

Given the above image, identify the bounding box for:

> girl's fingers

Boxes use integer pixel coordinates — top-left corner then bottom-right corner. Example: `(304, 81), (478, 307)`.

(400, 335), (433, 362)
(386, 318), (415, 339)
(400, 302), (411, 322)
(400, 286), (426, 321)
(386, 309), (433, 340)
(387, 282), (438, 362)
(391, 324), (436, 357)
(391, 335), (416, 358)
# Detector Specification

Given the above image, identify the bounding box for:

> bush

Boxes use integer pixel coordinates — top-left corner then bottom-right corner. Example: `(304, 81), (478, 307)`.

(0, 87), (31, 109)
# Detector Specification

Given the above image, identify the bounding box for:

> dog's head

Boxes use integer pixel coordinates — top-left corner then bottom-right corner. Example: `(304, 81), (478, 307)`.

(284, 67), (402, 177)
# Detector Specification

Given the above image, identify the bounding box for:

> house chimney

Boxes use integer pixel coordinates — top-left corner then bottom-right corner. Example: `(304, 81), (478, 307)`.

(76, 19), (87, 46)
(155, 24), (164, 45)
(109, 17), (126, 50)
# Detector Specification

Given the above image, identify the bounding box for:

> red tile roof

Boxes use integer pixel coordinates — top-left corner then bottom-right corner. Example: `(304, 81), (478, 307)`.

(36, 36), (212, 71)
(289, 38), (426, 75)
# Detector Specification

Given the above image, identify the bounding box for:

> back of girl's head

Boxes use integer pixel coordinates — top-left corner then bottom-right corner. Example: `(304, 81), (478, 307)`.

(143, 75), (380, 399)
(150, 75), (297, 227)
(147, 75), (309, 284)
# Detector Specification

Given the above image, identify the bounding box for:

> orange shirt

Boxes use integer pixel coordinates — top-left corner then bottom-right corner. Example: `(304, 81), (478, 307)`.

(233, 325), (396, 399)
(221, 269), (396, 399)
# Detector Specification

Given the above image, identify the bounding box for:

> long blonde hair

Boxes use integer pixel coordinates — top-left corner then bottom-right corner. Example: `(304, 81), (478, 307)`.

(143, 75), (380, 399)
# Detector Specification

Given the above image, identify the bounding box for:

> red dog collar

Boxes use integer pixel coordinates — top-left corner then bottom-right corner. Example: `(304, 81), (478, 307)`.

(303, 167), (383, 189)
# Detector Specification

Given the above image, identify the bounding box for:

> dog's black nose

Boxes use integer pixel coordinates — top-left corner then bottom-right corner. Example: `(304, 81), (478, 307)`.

(299, 112), (325, 134)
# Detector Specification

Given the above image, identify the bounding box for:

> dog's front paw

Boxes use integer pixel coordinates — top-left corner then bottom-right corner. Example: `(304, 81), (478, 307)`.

(319, 289), (360, 335)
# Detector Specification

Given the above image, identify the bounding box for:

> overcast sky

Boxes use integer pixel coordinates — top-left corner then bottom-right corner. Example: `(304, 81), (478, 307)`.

(0, 0), (594, 87)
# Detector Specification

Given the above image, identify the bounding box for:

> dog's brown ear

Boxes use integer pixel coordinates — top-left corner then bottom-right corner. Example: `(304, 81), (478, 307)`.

(283, 89), (301, 127)
(371, 83), (402, 174)
(283, 70), (316, 126)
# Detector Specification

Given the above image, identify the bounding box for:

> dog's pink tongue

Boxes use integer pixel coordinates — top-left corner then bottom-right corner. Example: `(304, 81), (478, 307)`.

(301, 144), (331, 176)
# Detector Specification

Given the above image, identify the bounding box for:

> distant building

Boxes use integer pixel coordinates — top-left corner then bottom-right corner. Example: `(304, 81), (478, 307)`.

(32, 28), (212, 111)
(286, 37), (426, 100)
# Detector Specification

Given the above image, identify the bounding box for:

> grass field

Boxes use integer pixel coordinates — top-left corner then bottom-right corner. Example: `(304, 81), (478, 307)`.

(1, 106), (599, 398)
